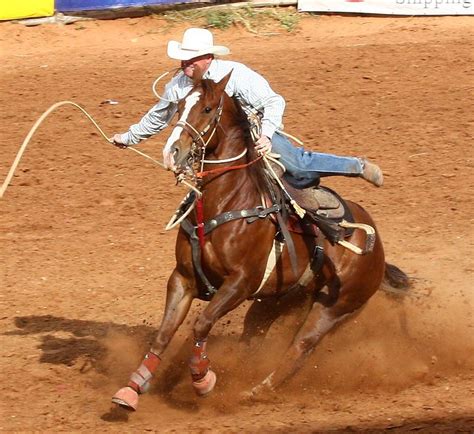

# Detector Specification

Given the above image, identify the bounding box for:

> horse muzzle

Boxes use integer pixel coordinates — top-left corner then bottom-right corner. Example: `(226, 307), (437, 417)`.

(168, 141), (195, 176)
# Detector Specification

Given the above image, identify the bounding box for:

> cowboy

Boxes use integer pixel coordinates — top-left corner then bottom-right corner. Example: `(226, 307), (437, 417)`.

(112, 28), (383, 188)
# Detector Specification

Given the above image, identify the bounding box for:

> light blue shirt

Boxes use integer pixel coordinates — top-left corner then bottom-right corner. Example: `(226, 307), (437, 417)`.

(119, 59), (286, 145)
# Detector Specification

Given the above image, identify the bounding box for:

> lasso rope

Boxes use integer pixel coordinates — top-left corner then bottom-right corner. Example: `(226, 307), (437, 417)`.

(0, 100), (200, 198)
(2, 98), (382, 257)
(152, 69), (181, 103)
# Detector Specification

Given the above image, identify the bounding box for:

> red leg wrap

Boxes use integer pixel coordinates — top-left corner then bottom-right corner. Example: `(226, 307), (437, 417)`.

(189, 340), (210, 381)
(128, 351), (161, 394)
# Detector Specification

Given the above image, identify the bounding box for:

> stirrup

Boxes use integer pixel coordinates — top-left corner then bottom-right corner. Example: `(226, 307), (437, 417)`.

(336, 220), (376, 255)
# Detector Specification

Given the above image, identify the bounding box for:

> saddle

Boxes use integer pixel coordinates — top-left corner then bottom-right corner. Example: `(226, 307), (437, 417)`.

(284, 184), (354, 244)
(264, 156), (354, 245)
(168, 154), (375, 301)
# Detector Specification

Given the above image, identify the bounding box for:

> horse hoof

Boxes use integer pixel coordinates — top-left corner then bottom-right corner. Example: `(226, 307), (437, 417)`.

(239, 389), (256, 403)
(243, 385), (262, 401)
(192, 369), (217, 396)
(112, 387), (139, 411)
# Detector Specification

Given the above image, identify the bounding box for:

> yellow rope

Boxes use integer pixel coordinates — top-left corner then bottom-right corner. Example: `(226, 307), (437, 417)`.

(0, 100), (302, 204)
(0, 100), (177, 198)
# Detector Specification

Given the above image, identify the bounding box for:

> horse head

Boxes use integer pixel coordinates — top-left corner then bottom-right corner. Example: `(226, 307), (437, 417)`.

(164, 71), (233, 177)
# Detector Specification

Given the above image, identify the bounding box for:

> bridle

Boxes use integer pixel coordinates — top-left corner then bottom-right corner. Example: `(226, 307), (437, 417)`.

(176, 95), (224, 168)
(175, 94), (249, 179)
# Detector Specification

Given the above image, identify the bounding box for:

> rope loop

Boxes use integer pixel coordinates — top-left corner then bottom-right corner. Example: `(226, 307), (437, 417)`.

(0, 101), (168, 198)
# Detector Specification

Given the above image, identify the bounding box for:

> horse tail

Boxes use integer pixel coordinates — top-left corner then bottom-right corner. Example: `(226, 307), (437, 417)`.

(383, 262), (410, 290)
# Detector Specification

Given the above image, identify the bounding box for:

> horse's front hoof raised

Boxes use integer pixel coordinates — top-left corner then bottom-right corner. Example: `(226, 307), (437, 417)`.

(112, 386), (139, 411)
(192, 369), (217, 396)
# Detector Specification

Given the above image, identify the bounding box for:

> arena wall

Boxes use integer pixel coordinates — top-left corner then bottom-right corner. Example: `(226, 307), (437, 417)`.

(2, 0), (472, 21)
(0, 0), (54, 21)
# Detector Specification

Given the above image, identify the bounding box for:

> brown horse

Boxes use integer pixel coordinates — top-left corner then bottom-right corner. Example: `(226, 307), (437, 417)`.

(112, 72), (409, 411)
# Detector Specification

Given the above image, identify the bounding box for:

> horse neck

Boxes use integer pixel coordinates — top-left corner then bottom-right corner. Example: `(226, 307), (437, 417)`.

(200, 99), (263, 215)
(208, 97), (248, 161)
(201, 169), (263, 219)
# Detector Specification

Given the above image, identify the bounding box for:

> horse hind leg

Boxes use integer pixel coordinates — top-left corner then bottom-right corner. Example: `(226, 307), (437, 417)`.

(240, 298), (282, 346)
(240, 287), (312, 346)
(248, 293), (356, 397)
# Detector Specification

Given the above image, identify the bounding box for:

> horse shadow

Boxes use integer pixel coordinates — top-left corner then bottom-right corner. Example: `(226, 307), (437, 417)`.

(5, 314), (249, 419)
(5, 315), (187, 415)
(6, 314), (154, 370)
(5, 290), (316, 421)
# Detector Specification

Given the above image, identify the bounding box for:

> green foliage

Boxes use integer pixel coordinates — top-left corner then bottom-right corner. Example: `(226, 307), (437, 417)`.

(205, 10), (236, 29)
(274, 10), (300, 32)
(162, 6), (303, 33)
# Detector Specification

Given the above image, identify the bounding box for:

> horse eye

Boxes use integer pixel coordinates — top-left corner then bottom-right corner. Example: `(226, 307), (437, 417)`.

(204, 107), (212, 114)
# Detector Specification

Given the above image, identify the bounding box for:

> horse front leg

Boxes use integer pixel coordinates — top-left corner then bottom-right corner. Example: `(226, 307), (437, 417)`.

(188, 275), (250, 396)
(112, 269), (194, 411)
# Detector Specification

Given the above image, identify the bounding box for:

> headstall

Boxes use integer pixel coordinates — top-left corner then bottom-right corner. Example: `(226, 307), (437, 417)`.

(176, 95), (225, 174)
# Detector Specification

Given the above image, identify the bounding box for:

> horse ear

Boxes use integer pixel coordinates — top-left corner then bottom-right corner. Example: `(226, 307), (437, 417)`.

(215, 70), (232, 94)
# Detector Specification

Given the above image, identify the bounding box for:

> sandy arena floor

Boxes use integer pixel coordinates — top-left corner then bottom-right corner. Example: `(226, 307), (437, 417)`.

(0, 13), (473, 432)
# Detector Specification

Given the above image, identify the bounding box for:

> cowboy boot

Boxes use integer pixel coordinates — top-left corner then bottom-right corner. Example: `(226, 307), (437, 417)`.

(359, 158), (384, 187)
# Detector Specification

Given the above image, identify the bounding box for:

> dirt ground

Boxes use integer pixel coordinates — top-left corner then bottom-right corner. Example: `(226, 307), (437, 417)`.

(1, 12), (473, 432)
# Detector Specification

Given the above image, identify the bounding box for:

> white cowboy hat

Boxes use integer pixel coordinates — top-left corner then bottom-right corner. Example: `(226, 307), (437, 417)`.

(167, 28), (230, 61)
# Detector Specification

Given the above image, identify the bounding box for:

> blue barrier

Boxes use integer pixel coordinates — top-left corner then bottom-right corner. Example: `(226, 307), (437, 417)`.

(56, 0), (193, 11)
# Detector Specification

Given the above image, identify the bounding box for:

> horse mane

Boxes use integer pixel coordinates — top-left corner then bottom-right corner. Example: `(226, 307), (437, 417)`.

(201, 79), (219, 99)
(196, 76), (273, 200)
(229, 96), (274, 200)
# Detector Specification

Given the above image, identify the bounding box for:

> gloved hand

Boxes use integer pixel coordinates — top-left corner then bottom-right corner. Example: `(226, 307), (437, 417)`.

(111, 134), (128, 149)
(255, 135), (272, 155)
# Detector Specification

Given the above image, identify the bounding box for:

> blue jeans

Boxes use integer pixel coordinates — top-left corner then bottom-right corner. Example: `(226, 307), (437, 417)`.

(271, 132), (363, 186)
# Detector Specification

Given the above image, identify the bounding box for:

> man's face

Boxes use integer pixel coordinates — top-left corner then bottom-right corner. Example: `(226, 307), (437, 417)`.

(181, 54), (213, 78)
